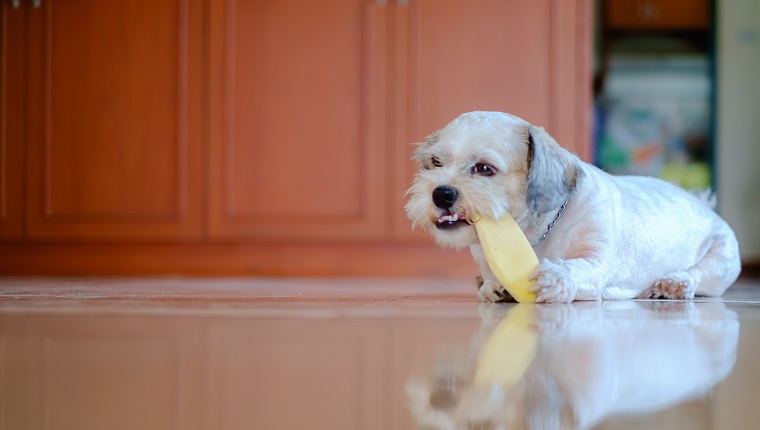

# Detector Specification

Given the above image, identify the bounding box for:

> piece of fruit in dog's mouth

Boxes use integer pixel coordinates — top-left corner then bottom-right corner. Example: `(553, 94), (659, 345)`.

(435, 213), (469, 230)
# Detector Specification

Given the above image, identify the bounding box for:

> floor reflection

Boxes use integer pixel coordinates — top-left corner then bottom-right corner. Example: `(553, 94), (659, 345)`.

(407, 301), (739, 430)
(1, 289), (757, 430)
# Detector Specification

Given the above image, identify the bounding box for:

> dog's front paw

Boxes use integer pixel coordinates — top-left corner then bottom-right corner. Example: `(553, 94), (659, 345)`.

(477, 279), (513, 303)
(652, 271), (696, 299)
(530, 259), (577, 303)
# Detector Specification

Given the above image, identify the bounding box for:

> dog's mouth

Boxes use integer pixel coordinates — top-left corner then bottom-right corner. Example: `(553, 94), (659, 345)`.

(435, 212), (470, 230)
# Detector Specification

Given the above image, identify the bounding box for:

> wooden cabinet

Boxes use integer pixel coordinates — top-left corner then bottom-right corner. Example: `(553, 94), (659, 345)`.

(25, 0), (204, 240)
(607, 0), (708, 29)
(208, 0), (388, 240)
(391, 0), (592, 238)
(208, 0), (591, 242)
(0, 0), (592, 275)
(0, 2), (25, 239)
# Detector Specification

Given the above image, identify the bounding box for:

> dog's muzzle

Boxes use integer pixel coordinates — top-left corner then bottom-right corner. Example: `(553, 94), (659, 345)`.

(432, 186), (468, 230)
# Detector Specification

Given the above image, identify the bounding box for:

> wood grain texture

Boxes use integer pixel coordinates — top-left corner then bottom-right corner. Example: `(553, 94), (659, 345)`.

(25, 0), (203, 239)
(0, 3), (25, 239)
(208, 0), (388, 240)
(390, 0), (593, 238)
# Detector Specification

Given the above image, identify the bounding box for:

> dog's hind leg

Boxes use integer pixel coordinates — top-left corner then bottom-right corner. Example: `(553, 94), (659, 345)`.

(693, 227), (742, 296)
(653, 226), (741, 299)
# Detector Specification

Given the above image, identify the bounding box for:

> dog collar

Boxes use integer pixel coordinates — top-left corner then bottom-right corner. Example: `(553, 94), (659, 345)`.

(530, 200), (568, 247)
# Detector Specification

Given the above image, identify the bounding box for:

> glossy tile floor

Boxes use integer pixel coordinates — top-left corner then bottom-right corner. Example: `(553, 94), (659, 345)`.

(2, 277), (760, 430)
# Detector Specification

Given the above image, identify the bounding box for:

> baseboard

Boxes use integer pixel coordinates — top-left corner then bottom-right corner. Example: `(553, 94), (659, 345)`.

(0, 243), (478, 277)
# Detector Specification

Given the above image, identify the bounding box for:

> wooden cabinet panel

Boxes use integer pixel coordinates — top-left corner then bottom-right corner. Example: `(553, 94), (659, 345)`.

(209, 0), (387, 240)
(25, 0), (203, 240)
(607, 0), (708, 29)
(391, 0), (592, 238)
(207, 320), (387, 430)
(0, 3), (25, 239)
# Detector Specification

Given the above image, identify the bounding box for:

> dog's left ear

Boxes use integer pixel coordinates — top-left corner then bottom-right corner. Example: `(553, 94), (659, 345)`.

(526, 125), (583, 216)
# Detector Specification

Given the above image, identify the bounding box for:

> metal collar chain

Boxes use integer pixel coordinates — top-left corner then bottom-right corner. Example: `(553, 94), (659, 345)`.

(530, 200), (568, 247)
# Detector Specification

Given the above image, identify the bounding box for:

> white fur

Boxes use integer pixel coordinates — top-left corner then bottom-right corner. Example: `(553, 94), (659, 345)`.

(405, 111), (741, 302)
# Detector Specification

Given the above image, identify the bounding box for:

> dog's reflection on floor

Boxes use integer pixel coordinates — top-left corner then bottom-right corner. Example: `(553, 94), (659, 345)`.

(407, 301), (739, 430)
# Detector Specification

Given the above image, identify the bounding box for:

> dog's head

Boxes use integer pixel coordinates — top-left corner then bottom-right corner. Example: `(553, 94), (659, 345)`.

(405, 111), (582, 249)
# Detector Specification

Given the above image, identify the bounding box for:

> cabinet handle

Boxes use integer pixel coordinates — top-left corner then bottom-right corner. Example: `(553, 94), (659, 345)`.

(9, 0), (21, 9)
(30, 0), (40, 8)
(397, 0), (408, 5)
(637, 2), (657, 20)
(637, 1), (660, 20)
(375, 0), (386, 5)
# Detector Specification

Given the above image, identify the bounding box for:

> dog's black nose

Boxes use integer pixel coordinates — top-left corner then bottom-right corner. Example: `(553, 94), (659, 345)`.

(432, 185), (458, 209)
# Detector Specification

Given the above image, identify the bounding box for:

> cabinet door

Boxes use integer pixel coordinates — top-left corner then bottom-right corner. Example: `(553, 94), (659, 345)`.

(208, 0), (388, 240)
(25, 0), (203, 240)
(0, 3), (25, 239)
(391, 0), (592, 238)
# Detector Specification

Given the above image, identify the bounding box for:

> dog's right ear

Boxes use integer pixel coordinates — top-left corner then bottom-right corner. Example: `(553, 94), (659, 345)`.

(411, 129), (441, 166)
(526, 125), (583, 216)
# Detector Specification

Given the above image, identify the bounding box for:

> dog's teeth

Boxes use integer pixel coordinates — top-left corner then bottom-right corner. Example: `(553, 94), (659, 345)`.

(437, 213), (465, 223)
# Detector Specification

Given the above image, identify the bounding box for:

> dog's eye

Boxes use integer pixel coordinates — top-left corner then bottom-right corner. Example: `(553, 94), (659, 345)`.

(472, 163), (497, 177)
(430, 157), (443, 168)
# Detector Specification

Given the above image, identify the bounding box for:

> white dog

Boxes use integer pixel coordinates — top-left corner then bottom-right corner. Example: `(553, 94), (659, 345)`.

(405, 111), (741, 302)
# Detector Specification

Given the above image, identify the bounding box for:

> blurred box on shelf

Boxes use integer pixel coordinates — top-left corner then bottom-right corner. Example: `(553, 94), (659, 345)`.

(596, 54), (712, 189)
